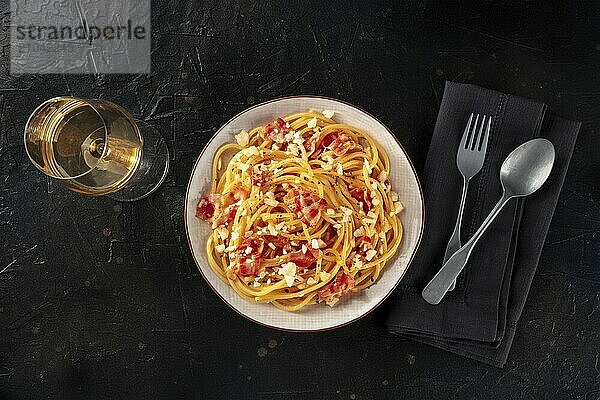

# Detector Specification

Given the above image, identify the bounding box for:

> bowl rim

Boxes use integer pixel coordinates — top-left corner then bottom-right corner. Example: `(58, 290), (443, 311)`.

(184, 95), (425, 332)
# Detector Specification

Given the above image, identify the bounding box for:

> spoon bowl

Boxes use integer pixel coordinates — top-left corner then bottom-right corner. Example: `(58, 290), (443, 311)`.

(500, 138), (555, 197)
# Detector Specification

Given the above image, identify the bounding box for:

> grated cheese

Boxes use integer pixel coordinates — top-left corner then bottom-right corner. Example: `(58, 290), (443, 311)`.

(268, 224), (277, 236)
(353, 256), (363, 269)
(216, 226), (229, 240)
(241, 145), (259, 157)
(264, 198), (279, 207)
(378, 170), (388, 184)
(340, 206), (353, 216)
(322, 110), (335, 119)
(236, 162), (250, 172)
(235, 130), (249, 146)
(278, 262), (297, 287)
(365, 249), (377, 261)
(353, 227), (365, 237)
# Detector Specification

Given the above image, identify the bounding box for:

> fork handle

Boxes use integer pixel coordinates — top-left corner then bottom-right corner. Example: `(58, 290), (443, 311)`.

(444, 176), (470, 291)
(422, 192), (513, 305)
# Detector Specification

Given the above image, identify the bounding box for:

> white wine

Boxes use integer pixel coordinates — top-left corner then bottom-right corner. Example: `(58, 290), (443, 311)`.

(25, 97), (143, 195)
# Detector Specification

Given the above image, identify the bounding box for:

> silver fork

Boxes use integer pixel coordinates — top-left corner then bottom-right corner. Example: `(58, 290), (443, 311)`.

(443, 113), (492, 291)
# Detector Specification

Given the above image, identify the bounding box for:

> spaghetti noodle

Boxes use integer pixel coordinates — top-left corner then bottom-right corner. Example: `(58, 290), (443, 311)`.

(195, 110), (404, 311)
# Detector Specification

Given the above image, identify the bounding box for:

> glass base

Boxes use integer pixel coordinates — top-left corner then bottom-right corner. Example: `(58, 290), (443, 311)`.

(107, 120), (169, 202)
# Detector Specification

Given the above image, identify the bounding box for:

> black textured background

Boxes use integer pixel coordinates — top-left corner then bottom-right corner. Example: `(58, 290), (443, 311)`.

(1, 1), (599, 399)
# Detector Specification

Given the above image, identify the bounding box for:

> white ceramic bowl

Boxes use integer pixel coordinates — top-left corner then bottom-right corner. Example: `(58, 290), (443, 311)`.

(185, 96), (424, 331)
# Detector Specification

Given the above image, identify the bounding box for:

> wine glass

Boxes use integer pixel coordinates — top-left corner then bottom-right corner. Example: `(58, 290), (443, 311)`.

(24, 97), (169, 201)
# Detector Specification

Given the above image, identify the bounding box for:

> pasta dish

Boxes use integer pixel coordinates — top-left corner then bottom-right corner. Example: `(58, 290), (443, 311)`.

(195, 110), (404, 311)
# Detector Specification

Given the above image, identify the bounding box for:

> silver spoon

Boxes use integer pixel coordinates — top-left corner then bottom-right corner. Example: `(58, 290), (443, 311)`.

(422, 138), (555, 305)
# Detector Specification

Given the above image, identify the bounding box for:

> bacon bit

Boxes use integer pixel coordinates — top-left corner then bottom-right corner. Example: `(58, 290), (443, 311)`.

(196, 194), (217, 221)
(283, 188), (328, 227)
(234, 237), (265, 276)
(250, 169), (272, 187)
(316, 272), (356, 306)
(349, 187), (372, 212)
(288, 248), (319, 269)
(355, 235), (373, 256)
(321, 131), (357, 156)
(263, 235), (291, 253)
(320, 224), (336, 246)
(263, 117), (290, 143)
(196, 186), (249, 228)
(303, 130), (321, 157)
(221, 205), (237, 225)
(232, 186), (250, 201)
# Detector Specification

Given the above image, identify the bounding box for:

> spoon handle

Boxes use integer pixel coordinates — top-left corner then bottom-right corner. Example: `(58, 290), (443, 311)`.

(422, 192), (513, 305)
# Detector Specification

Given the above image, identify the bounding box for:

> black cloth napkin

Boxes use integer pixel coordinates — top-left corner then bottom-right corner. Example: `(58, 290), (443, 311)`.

(386, 81), (580, 367)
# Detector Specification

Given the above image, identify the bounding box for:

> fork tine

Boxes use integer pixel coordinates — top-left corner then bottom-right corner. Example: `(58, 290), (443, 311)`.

(460, 113), (474, 150)
(476, 115), (488, 150)
(472, 115), (486, 150)
(468, 114), (480, 150)
(478, 115), (492, 152)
